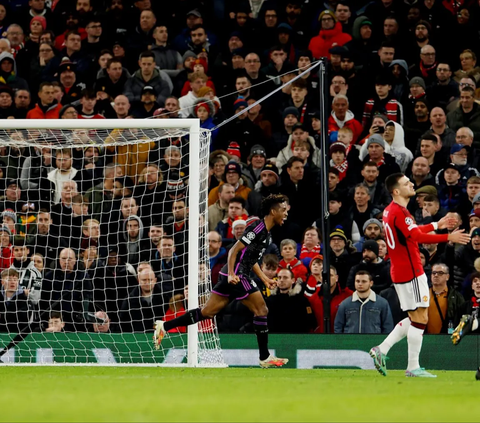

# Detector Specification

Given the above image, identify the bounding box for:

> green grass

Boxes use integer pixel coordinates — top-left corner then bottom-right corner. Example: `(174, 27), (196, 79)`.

(1, 367), (479, 422)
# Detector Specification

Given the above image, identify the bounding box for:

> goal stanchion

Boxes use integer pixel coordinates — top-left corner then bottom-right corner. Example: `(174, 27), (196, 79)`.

(0, 119), (226, 367)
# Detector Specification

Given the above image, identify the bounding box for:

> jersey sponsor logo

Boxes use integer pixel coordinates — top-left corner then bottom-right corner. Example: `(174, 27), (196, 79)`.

(246, 232), (256, 241)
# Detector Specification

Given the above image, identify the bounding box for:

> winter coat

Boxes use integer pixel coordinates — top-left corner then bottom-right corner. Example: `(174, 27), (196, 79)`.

(278, 258), (308, 284)
(0, 51), (29, 91)
(305, 279), (353, 333)
(328, 110), (363, 143)
(150, 44), (183, 79)
(446, 103), (480, 141)
(105, 131), (156, 182)
(26, 102), (63, 119)
(275, 134), (322, 171)
(266, 283), (317, 333)
(119, 278), (174, 332)
(359, 121), (412, 173)
(41, 267), (92, 331)
(334, 290), (394, 334)
(427, 287), (465, 334)
(208, 181), (251, 207)
(123, 68), (172, 105)
(308, 22), (352, 59)
(346, 259), (392, 294)
(0, 287), (30, 333)
(11, 259), (42, 306)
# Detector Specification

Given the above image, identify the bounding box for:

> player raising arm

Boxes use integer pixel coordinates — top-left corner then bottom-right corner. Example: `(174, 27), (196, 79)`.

(153, 194), (290, 368)
(370, 173), (470, 378)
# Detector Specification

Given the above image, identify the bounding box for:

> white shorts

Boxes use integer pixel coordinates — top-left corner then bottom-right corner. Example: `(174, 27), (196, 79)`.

(394, 274), (430, 311)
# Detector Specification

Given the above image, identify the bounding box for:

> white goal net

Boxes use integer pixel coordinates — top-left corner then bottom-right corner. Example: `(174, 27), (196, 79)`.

(0, 119), (225, 366)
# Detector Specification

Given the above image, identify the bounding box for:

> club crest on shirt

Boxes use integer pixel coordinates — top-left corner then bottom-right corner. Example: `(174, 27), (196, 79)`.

(247, 232), (256, 240)
(423, 296), (428, 302)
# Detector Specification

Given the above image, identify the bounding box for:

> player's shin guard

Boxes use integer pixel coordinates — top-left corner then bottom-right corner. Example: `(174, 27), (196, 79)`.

(253, 316), (270, 361)
(163, 308), (205, 332)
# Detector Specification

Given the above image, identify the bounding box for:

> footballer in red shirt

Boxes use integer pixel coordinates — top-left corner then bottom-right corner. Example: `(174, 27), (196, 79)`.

(370, 173), (470, 378)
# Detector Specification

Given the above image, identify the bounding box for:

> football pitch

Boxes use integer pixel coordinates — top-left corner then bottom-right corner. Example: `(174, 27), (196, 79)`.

(1, 367), (479, 422)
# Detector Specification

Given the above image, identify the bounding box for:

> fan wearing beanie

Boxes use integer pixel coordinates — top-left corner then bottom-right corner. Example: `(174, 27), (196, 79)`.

(193, 99), (218, 144)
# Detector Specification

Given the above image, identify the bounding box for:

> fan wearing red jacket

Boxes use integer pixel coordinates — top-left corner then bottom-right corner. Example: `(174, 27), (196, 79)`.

(305, 255), (353, 333)
(370, 173), (470, 378)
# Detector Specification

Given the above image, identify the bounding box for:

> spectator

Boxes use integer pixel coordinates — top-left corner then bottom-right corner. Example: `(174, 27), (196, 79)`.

(255, 163), (281, 199)
(308, 10), (351, 59)
(26, 82), (62, 119)
(207, 230), (227, 286)
(112, 94), (131, 119)
(215, 196), (247, 244)
(329, 228), (361, 287)
(359, 135), (401, 183)
(0, 52), (29, 92)
(123, 50), (172, 105)
(178, 71), (207, 118)
(328, 94), (362, 143)
(453, 49), (480, 83)
(10, 236), (42, 307)
(347, 239), (392, 293)
(13, 89), (31, 118)
(151, 235), (185, 292)
(279, 157), (317, 232)
(0, 268), (30, 333)
(266, 267), (316, 333)
(207, 161), (251, 207)
(150, 25), (182, 80)
(94, 58), (130, 100)
(40, 248), (92, 331)
(130, 85), (161, 118)
(305, 262), (353, 333)
(298, 226), (322, 264)
(0, 226), (12, 271)
(353, 218), (383, 253)
(208, 183), (234, 231)
(362, 74), (403, 130)
(119, 267), (173, 332)
(334, 270), (394, 333)
(447, 86), (480, 140)
(426, 62), (459, 110)
(278, 238), (308, 284)
(77, 88), (105, 119)
(426, 263), (465, 334)
(45, 311), (65, 333)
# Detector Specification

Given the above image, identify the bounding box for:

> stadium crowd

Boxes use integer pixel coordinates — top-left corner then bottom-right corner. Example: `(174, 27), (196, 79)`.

(1, 0), (480, 336)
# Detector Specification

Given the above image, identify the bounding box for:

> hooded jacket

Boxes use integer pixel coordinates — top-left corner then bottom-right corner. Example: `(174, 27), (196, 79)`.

(275, 134), (322, 171)
(0, 51), (28, 91)
(389, 59), (409, 103)
(308, 22), (352, 59)
(359, 121), (412, 172)
(327, 110), (363, 143)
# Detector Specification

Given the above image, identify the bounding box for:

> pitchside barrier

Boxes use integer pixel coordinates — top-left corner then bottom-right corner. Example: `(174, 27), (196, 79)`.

(1, 333), (478, 370)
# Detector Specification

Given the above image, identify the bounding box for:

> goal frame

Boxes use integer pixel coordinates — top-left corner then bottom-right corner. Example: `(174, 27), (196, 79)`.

(0, 118), (211, 367)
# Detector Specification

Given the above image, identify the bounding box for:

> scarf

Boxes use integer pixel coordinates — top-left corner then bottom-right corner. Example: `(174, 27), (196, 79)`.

(419, 61), (437, 78)
(300, 244), (321, 260)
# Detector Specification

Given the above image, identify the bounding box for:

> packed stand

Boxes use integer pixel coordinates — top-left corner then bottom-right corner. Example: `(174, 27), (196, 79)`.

(1, 0), (480, 335)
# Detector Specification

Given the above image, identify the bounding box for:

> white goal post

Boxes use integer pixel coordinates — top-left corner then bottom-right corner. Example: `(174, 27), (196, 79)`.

(0, 118), (226, 367)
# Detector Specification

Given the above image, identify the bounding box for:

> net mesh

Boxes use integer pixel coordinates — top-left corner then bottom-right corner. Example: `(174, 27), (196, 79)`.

(0, 123), (225, 366)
